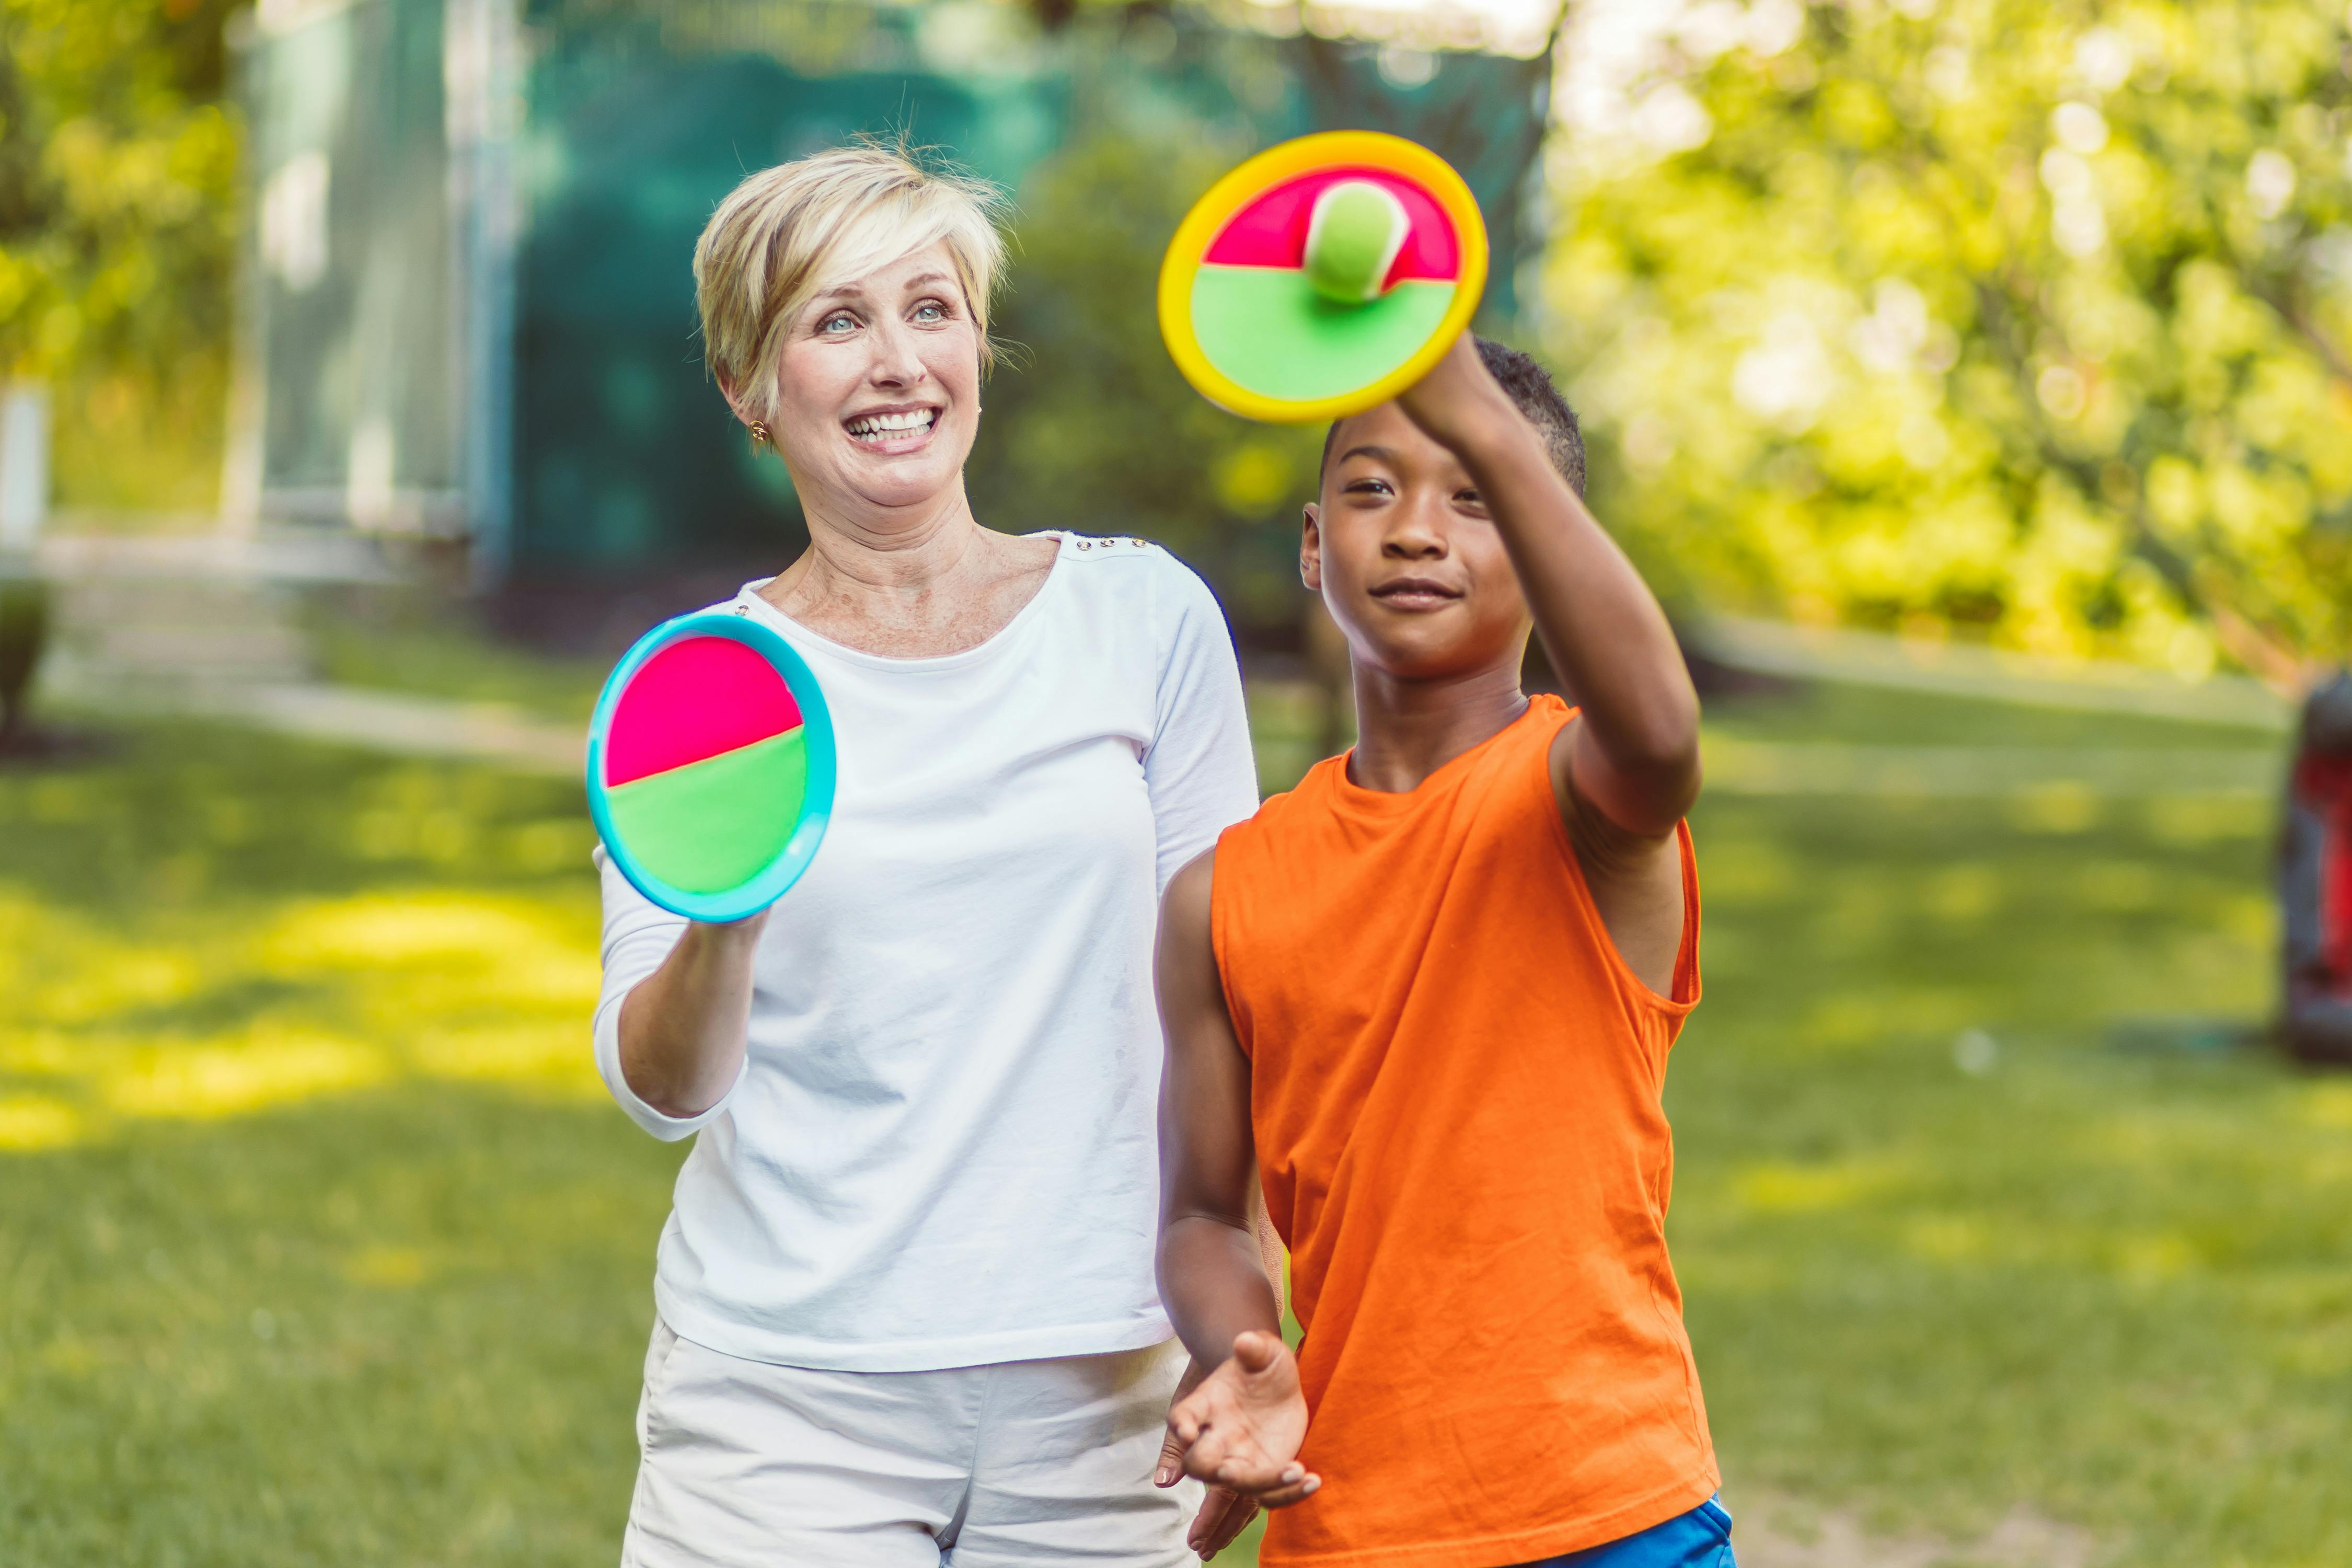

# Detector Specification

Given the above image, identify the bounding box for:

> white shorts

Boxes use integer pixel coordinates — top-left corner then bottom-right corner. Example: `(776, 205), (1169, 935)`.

(621, 1318), (1203, 1566)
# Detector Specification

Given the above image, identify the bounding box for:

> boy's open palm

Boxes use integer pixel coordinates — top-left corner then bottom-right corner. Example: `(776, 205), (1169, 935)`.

(1167, 1331), (1320, 1510)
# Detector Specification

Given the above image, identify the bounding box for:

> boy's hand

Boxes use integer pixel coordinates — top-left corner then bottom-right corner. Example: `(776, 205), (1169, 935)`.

(1156, 1357), (1261, 1560)
(1165, 1331), (1320, 1511)
(1393, 331), (1516, 457)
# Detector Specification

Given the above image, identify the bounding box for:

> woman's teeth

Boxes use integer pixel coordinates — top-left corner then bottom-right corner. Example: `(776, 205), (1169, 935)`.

(847, 410), (936, 440)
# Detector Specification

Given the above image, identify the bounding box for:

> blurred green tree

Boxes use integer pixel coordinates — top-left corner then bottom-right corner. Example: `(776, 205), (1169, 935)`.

(0, 0), (241, 511)
(965, 126), (1327, 635)
(1547, 0), (2352, 680)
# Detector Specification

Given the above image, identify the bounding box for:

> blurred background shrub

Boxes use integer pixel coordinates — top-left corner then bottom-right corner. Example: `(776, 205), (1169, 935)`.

(1547, 0), (2351, 677)
(0, 0), (243, 514)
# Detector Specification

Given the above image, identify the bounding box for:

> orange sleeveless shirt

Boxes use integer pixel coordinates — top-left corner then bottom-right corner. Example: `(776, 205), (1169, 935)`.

(1211, 697), (1715, 1567)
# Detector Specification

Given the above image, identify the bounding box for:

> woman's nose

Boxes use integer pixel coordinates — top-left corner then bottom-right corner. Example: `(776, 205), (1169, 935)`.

(866, 318), (928, 388)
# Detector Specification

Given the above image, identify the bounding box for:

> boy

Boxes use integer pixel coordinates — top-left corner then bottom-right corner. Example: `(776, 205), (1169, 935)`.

(1152, 335), (1732, 1567)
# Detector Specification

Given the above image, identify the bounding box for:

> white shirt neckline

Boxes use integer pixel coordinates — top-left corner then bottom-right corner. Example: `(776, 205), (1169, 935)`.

(736, 531), (1075, 675)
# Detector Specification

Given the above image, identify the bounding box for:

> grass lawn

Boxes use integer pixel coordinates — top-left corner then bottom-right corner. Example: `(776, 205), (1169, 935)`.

(2, 687), (2345, 1566)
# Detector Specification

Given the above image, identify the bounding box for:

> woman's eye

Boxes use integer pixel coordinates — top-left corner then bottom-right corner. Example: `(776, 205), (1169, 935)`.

(820, 313), (857, 335)
(913, 301), (946, 323)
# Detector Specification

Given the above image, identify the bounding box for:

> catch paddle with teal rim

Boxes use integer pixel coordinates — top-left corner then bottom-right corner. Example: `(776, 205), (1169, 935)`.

(585, 610), (837, 923)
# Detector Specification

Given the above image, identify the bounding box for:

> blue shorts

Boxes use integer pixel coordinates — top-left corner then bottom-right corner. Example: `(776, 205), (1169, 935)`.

(1514, 1495), (1736, 1568)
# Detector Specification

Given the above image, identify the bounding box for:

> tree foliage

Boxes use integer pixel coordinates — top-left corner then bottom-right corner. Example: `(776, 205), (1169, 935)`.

(1548, 0), (2352, 677)
(0, 0), (243, 511)
(0, 0), (239, 377)
(966, 126), (1327, 632)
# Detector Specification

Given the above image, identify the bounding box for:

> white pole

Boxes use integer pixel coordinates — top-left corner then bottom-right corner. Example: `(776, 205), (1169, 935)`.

(0, 383), (50, 552)
(447, 0), (520, 588)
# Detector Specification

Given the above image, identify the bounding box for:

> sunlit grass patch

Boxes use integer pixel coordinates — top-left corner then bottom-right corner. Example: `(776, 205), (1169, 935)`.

(1735, 1157), (1911, 1214)
(0, 887), (606, 1149)
(0, 1093), (85, 1151)
(342, 1244), (433, 1288)
(0, 723), (609, 1145)
(2302, 1083), (2352, 1129)
(0, 720), (659, 1563)
(103, 1031), (394, 1120)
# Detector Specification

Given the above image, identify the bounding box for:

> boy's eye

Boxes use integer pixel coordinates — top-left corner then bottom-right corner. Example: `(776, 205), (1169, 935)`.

(1344, 478), (1393, 497)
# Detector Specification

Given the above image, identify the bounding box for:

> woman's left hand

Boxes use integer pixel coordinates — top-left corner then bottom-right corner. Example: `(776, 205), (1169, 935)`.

(1157, 1357), (1261, 1559)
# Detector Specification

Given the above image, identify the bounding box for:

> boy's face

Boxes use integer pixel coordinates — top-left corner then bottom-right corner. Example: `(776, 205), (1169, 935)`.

(1303, 401), (1533, 683)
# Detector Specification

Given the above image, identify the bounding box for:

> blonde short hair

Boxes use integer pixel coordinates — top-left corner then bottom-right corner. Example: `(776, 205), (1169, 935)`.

(693, 144), (1008, 421)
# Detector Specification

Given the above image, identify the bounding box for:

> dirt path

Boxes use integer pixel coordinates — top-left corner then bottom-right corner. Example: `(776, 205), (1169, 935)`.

(1730, 1493), (2098, 1568)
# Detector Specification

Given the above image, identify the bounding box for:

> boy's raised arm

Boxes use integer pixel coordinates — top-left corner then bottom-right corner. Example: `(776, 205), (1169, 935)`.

(1155, 849), (1320, 1512)
(1396, 336), (1702, 840)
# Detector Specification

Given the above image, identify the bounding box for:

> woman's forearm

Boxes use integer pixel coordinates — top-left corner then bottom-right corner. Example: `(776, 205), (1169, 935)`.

(617, 918), (767, 1118)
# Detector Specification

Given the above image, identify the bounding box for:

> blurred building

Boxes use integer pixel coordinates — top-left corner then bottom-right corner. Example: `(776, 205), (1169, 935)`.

(227, 0), (1551, 587)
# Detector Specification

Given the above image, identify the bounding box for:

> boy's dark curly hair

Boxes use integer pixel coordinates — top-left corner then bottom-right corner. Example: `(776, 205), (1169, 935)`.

(1319, 336), (1585, 499)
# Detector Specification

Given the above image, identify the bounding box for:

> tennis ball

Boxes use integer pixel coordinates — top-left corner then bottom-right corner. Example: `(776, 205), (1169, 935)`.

(1303, 180), (1409, 304)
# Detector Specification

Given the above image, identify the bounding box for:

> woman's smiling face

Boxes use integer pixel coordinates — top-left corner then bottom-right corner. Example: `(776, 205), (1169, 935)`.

(766, 241), (983, 517)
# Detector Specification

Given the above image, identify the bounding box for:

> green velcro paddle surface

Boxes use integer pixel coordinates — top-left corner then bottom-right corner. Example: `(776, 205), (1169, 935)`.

(604, 729), (807, 894)
(1189, 269), (1454, 401)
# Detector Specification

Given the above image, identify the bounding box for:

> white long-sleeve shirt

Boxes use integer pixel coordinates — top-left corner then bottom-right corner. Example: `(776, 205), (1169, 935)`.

(593, 533), (1260, 1371)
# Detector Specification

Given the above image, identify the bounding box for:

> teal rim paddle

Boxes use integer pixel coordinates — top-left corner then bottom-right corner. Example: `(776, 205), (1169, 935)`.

(585, 610), (837, 923)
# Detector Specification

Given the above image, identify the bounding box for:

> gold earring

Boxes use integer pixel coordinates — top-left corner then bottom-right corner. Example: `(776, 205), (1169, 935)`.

(748, 420), (771, 447)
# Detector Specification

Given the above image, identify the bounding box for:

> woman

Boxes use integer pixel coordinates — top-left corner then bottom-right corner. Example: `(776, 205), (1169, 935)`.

(592, 145), (1264, 1566)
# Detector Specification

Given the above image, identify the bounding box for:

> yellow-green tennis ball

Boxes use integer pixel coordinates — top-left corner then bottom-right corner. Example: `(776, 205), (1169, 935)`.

(1304, 180), (1409, 304)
